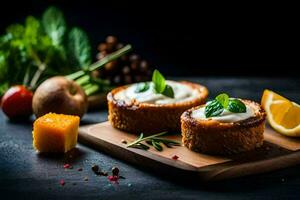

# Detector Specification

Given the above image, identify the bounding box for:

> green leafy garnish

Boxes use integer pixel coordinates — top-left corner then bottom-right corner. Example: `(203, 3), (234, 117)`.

(42, 6), (66, 46)
(68, 27), (92, 70)
(162, 85), (174, 98)
(152, 69), (165, 93)
(0, 82), (9, 96)
(0, 6), (133, 96)
(151, 69), (174, 98)
(135, 82), (150, 93)
(127, 131), (180, 151)
(205, 100), (224, 118)
(215, 93), (229, 108)
(152, 140), (163, 151)
(228, 99), (246, 113)
(205, 93), (246, 118)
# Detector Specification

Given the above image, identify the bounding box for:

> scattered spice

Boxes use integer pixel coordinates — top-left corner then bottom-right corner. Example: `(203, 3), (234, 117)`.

(112, 167), (119, 176)
(91, 164), (109, 176)
(107, 167), (124, 183)
(60, 163), (125, 186)
(108, 175), (119, 183)
(60, 179), (65, 186)
(91, 165), (99, 173)
(172, 155), (179, 160)
(121, 139), (127, 144)
(64, 164), (72, 169)
(99, 171), (108, 176)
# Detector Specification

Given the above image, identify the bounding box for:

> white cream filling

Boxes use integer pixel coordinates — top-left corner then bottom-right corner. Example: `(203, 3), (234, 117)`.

(191, 104), (254, 123)
(114, 80), (199, 104)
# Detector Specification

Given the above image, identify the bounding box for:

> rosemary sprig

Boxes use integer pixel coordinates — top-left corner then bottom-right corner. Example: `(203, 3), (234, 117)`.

(127, 132), (180, 151)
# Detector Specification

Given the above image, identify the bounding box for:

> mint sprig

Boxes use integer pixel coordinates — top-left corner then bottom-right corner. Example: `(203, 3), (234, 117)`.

(135, 82), (150, 93)
(134, 69), (174, 98)
(215, 93), (229, 108)
(152, 69), (174, 98)
(205, 100), (224, 118)
(228, 99), (246, 113)
(162, 84), (174, 98)
(152, 70), (165, 93)
(205, 93), (246, 118)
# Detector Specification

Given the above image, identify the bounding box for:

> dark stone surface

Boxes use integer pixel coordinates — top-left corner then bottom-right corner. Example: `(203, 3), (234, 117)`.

(1, 77), (300, 200)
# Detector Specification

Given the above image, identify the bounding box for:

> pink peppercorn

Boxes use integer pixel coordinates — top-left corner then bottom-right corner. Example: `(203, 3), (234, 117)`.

(108, 175), (119, 182)
(60, 179), (65, 186)
(63, 164), (71, 169)
(172, 155), (179, 160)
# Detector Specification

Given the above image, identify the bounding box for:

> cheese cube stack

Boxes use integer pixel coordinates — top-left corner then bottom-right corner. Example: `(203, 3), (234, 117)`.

(33, 113), (80, 153)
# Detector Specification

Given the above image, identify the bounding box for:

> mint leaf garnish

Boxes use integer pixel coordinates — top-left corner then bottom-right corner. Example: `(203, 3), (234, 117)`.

(162, 85), (174, 98)
(135, 82), (150, 93)
(205, 100), (224, 118)
(228, 99), (246, 113)
(205, 93), (246, 118)
(216, 93), (229, 108)
(152, 69), (166, 93)
(152, 69), (174, 98)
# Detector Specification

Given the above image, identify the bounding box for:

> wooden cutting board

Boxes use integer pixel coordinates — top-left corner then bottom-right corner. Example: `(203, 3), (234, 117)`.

(78, 122), (300, 181)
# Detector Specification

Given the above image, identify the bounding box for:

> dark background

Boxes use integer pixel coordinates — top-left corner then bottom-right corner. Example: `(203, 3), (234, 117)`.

(0, 0), (298, 76)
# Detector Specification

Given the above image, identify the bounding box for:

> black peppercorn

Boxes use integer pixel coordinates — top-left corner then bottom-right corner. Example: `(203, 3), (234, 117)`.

(91, 165), (99, 173)
(112, 167), (119, 176)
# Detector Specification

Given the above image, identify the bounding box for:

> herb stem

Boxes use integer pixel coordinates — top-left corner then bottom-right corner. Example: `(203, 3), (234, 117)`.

(127, 131), (168, 147)
(30, 63), (46, 88)
(75, 74), (90, 86)
(66, 44), (132, 80)
(23, 67), (31, 86)
(152, 138), (180, 145)
(84, 84), (100, 96)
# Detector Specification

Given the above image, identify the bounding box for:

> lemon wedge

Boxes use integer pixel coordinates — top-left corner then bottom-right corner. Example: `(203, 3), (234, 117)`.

(261, 89), (300, 137)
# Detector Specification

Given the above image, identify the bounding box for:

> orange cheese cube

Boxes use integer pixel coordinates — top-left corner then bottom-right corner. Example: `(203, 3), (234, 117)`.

(33, 113), (80, 153)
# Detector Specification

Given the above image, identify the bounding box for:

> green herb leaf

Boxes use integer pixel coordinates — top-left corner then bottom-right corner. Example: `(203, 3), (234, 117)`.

(127, 131), (179, 152)
(146, 140), (153, 145)
(154, 138), (181, 146)
(151, 69), (174, 98)
(0, 52), (8, 81)
(216, 93), (229, 108)
(162, 84), (174, 98)
(130, 143), (150, 150)
(0, 82), (9, 96)
(6, 24), (24, 39)
(152, 140), (163, 151)
(205, 100), (224, 118)
(42, 6), (66, 46)
(24, 16), (41, 46)
(68, 27), (92, 70)
(152, 69), (166, 93)
(228, 99), (246, 113)
(138, 133), (144, 141)
(135, 82), (150, 93)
